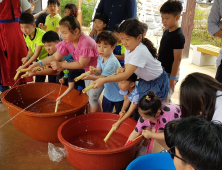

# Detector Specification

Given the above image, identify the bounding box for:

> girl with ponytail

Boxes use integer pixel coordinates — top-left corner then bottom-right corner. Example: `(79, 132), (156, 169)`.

(127, 91), (181, 152)
(30, 15), (104, 113)
(93, 19), (169, 102)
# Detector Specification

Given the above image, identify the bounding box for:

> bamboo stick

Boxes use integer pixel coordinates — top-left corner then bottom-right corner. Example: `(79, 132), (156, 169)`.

(74, 71), (91, 82)
(132, 135), (143, 142)
(21, 73), (29, 79)
(82, 84), (94, 93)
(14, 71), (21, 81)
(55, 101), (59, 113)
(104, 127), (115, 143)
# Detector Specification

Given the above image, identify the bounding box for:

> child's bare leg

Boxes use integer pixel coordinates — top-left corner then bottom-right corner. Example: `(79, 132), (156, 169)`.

(151, 129), (169, 150)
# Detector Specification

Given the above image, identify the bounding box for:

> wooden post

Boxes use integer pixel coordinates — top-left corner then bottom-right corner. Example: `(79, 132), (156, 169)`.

(77, 0), (82, 27)
(181, 0), (196, 58)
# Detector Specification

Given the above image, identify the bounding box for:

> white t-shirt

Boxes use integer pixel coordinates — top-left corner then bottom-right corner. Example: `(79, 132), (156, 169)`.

(212, 90), (222, 122)
(19, 0), (31, 11)
(125, 42), (163, 81)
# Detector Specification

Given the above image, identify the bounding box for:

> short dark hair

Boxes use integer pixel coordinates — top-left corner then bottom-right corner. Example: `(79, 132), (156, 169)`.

(95, 31), (117, 47)
(127, 73), (137, 82)
(93, 13), (108, 25)
(59, 16), (81, 33)
(160, 0), (183, 16)
(19, 13), (34, 25)
(48, 0), (60, 7)
(174, 116), (222, 170)
(42, 31), (60, 43)
(164, 119), (182, 148)
(113, 24), (120, 33)
(138, 91), (162, 117)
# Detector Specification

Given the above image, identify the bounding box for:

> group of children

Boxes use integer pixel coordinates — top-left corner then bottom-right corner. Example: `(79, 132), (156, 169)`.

(15, 0), (222, 161)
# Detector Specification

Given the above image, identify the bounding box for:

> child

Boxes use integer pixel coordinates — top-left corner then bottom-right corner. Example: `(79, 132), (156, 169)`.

(126, 91), (181, 151)
(39, 0), (61, 35)
(29, 15), (103, 113)
(93, 19), (169, 102)
(158, 1), (185, 103)
(113, 24), (125, 68)
(168, 116), (222, 170)
(90, 13), (108, 40)
(112, 73), (138, 130)
(180, 72), (222, 122)
(82, 31), (124, 113)
(64, 3), (78, 17)
(18, 13), (48, 82)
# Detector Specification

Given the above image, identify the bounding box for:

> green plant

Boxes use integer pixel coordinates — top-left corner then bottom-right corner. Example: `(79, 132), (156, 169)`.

(60, 0), (96, 27)
(191, 7), (221, 47)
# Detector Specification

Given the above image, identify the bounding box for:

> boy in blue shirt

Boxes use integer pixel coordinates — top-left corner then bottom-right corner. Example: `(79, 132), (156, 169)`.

(158, 1), (185, 103)
(83, 31), (124, 113)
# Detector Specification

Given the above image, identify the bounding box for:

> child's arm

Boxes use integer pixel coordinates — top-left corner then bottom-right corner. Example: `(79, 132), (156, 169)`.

(93, 64), (137, 88)
(114, 54), (125, 61)
(142, 130), (164, 140)
(112, 98), (137, 131)
(126, 129), (140, 143)
(169, 49), (183, 89)
(52, 57), (91, 70)
(56, 82), (74, 103)
(56, 27), (60, 36)
(29, 51), (63, 69)
(22, 47), (34, 64)
(18, 45), (43, 71)
(89, 28), (97, 38)
(33, 8), (47, 19)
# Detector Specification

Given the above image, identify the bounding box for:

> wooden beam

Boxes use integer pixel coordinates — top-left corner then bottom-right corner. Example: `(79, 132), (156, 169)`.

(77, 0), (82, 27)
(181, 0), (196, 58)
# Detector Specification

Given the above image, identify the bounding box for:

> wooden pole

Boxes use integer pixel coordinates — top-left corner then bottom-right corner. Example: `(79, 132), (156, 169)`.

(77, 0), (82, 27)
(181, 0), (196, 58)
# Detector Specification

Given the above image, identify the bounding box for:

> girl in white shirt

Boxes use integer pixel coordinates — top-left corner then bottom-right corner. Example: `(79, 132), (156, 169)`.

(180, 72), (222, 122)
(93, 19), (169, 104)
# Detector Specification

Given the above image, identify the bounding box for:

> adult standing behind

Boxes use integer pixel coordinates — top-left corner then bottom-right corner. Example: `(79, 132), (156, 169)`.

(208, 0), (222, 83)
(0, 0), (33, 95)
(90, 0), (137, 35)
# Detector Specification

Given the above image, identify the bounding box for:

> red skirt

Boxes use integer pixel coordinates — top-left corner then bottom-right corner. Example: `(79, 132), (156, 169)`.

(0, 22), (33, 86)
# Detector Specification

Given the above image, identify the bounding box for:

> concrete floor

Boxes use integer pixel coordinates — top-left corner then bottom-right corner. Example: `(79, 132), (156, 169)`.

(0, 55), (217, 170)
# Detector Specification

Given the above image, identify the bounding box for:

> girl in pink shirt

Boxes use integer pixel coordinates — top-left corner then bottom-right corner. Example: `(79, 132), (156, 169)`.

(127, 91), (181, 151)
(30, 16), (103, 112)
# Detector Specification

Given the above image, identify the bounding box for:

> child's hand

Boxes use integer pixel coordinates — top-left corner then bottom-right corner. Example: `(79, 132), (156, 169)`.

(219, 24), (222, 29)
(117, 67), (125, 74)
(142, 130), (152, 139)
(56, 96), (62, 104)
(119, 111), (126, 118)
(28, 61), (40, 70)
(112, 121), (121, 131)
(17, 65), (26, 71)
(38, 23), (43, 28)
(50, 61), (62, 71)
(92, 78), (106, 88)
(89, 66), (96, 74)
(22, 56), (29, 64)
(81, 74), (91, 80)
(169, 78), (175, 89)
(59, 78), (65, 84)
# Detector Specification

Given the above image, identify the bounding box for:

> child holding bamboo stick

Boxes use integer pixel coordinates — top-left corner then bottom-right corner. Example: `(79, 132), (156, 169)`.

(127, 91), (181, 154)
(82, 31), (124, 113)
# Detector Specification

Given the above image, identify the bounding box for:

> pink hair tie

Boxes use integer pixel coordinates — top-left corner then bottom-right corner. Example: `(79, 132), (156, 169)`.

(146, 95), (151, 101)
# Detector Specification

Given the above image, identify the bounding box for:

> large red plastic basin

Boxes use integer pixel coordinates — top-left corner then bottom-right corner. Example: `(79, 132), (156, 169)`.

(58, 112), (141, 170)
(1, 83), (88, 143)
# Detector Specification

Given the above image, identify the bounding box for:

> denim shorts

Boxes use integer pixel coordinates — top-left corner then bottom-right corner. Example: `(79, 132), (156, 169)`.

(137, 69), (169, 100)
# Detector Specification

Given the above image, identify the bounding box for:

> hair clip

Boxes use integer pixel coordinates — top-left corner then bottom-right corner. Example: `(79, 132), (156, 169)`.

(118, 20), (125, 27)
(146, 95), (151, 101)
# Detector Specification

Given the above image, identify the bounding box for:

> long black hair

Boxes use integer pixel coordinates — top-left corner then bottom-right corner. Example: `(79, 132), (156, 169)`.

(180, 72), (222, 121)
(119, 19), (158, 59)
